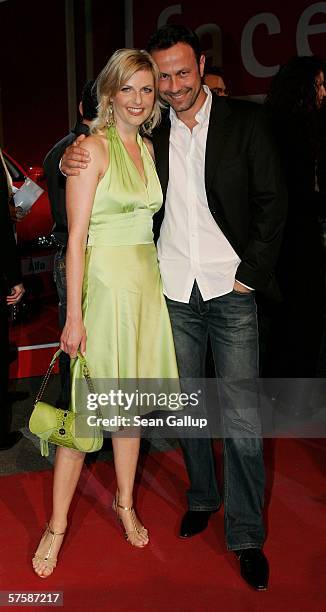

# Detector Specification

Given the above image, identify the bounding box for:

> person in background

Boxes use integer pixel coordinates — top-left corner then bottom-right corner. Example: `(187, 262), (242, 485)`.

(203, 65), (229, 96)
(0, 148), (24, 450)
(316, 102), (326, 375)
(43, 81), (98, 409)
(263, 57), (326, 412)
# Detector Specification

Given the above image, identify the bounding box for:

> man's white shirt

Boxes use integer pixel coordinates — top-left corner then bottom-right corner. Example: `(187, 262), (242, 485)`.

(157, 86), (241, 303)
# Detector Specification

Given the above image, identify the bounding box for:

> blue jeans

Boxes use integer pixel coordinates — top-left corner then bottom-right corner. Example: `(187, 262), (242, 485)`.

(166, 281), (265, 551)
(53, 250), (70, 409)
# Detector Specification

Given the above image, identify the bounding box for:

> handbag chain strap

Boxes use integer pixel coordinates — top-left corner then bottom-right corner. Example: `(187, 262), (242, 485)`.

(34, 349), (95, 404)
(81, 361), (95, 395)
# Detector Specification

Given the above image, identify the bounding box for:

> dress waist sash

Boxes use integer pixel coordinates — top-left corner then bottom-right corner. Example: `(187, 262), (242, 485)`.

(87, 210), (154, 246)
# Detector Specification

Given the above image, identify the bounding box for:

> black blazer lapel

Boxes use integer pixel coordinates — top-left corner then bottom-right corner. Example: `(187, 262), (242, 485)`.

(205, 96), (232, 193)
(152, 113), (171, 201)
(152, 113), (171, 242)
(154, 99), (232, 198)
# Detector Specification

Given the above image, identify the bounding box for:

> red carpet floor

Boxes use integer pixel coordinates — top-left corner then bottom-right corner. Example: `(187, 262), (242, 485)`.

(0, 440), (325, 611)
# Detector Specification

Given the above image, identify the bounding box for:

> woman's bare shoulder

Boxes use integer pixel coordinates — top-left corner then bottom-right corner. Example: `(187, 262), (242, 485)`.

(82, 132), (107, 154)
(82, 132), (109, 176)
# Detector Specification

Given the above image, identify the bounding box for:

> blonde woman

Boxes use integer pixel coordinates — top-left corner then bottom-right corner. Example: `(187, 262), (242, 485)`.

(32, 49), (179, 577)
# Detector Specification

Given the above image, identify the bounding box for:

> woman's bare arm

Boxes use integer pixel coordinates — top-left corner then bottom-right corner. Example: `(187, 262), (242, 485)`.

(60, 135), (108, 357)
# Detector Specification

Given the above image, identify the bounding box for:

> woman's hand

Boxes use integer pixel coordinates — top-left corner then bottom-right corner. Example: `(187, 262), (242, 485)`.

(9, 201), (30, 223)
(60, 318), (87, 358)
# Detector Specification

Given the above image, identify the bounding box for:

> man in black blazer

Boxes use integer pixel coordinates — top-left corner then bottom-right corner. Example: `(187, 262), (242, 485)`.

(0, 150), (24, 450)
(147, 25), (286, 591)
(60, 25), (286, 590)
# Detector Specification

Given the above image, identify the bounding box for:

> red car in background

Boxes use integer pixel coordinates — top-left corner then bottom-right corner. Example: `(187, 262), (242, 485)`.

(3, 150), (53, 244)
(4, 150), (60, 378)
(3, 150), (57, 324)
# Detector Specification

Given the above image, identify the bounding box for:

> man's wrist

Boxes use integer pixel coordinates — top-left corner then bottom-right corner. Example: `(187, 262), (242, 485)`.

(59, 157), (67, 178)
(233, 279), (254, 292)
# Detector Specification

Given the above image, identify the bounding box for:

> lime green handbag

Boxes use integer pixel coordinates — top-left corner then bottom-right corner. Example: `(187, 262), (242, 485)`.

(29, 349), (103, 457)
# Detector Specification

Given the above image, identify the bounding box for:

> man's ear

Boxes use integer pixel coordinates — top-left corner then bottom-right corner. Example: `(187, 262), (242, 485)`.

(79, 101), (83, 117)
(199, 54), (206, 78)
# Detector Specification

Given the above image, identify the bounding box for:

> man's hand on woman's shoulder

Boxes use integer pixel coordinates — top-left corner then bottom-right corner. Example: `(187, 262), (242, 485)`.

(60, 134), (91, 176)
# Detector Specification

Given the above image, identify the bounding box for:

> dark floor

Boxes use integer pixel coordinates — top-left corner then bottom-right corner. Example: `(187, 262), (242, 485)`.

(1, 375), (179, 476)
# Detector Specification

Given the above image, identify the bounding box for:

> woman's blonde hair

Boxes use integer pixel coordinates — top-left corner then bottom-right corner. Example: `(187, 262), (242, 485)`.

(90, 48), (161, 135)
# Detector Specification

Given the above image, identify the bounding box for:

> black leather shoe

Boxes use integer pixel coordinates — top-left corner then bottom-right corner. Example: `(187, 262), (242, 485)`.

(179, 510), (213, 538)
(235, 548), (269, 591)
(0, 431), (23, 451)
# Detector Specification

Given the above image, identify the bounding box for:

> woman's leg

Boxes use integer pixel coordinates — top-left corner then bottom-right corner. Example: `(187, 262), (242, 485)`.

(33, 446), (85, 577)
(112, 432), (148, 546)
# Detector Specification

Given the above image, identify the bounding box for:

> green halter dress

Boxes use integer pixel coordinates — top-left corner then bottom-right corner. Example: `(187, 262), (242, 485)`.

(70, 126), (179, 430)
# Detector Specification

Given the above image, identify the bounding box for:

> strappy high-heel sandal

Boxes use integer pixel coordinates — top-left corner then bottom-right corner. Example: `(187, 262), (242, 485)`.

(112, 493), (149, 548)
(32, 523), (66, 578)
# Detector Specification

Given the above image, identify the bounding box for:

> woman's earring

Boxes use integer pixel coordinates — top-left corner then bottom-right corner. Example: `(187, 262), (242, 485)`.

(107, 102), (114, 127)
(143, 115), (153, 135)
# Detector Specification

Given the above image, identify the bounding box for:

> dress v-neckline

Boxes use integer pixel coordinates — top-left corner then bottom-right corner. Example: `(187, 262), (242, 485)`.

(114, 127), (148, 188)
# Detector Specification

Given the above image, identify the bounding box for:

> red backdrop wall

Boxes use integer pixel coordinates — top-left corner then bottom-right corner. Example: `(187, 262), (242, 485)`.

(1, 0), (325, 164)
(1, 0), (325, 376)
